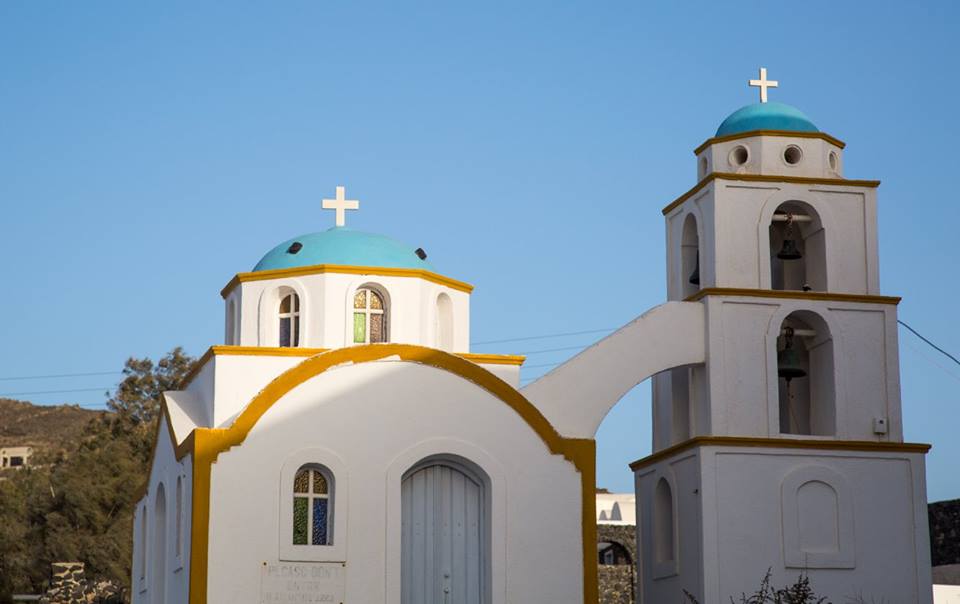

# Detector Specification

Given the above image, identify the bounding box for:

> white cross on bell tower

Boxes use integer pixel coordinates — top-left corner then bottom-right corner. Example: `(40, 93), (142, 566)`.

(749, 67), (779, 103)
(322, 185), (360, 227)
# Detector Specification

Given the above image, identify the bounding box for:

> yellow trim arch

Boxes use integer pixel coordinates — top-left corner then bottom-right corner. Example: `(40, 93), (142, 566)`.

(185, 344), (596, 604)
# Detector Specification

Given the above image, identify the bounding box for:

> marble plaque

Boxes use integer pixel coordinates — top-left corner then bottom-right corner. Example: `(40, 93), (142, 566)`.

(260, 562), (346, 603)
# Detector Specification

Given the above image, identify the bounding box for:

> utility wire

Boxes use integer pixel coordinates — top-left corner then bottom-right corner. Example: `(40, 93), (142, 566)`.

(0, 387), (112, 397)
(471, 328), (615, 346)
(898, 320), (960, 367)
(0, 370), (122, 382)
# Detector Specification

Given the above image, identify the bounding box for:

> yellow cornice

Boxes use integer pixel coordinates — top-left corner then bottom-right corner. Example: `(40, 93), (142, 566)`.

(178, 345), (525, 392)
(629, 436), (931, 472)
(220, 264), (474, 298)
(693, 129), (847, 156)
(684, 287), (901, 306)
(661, 172), (882, 216)
(174, 344), (594, 604)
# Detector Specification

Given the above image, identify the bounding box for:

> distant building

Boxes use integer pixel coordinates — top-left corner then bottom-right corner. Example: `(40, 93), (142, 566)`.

(0, 446), (32, 469)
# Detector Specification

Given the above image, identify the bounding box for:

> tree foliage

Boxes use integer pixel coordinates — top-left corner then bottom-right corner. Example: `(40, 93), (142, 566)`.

(0, 348), (194, 602)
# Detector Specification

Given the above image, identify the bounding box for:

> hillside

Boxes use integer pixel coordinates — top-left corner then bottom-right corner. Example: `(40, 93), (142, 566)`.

(0, 398), (107, 457)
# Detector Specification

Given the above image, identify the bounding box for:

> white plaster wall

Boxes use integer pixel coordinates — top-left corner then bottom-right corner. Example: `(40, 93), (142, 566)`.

(935, 585), (960, 604)
(665, 180), (879, 298)
(205, 360), (583, 604)
(232, 272), (470, 351)
(635, 446), (931, 604)
(703, 447), (931, 604)
(132, 415), (193, 604)
(699, 295), (903, 440)
(635, 452), (703, 602)
(697, 135), (844, 181)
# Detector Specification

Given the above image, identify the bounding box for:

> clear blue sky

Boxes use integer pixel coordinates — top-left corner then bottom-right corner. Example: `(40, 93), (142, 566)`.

(1, 2), (958, 501)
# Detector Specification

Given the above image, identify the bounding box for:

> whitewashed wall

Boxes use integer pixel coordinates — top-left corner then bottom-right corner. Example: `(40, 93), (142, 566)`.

(205, 359), (583, 604)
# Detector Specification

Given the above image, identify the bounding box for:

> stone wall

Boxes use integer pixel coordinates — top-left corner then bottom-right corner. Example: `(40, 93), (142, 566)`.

(930, 499), (960, 567)
(598, 524), (637, 604)
(39, 562), (123, 604)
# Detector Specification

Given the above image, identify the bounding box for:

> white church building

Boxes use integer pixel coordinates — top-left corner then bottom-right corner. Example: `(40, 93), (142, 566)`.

(132, 70), (934, 603)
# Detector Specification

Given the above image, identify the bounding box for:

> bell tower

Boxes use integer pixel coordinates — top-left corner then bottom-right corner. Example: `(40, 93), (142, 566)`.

(635, 69), (933, 603)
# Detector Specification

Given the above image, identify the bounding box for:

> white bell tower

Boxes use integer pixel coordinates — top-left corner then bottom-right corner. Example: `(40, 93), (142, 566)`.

(634, 69), (934, 603)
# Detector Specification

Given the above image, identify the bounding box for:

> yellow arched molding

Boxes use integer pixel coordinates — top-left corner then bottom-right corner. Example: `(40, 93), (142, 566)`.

(186, 344), (596, 604)
(220, 264), (474, 298)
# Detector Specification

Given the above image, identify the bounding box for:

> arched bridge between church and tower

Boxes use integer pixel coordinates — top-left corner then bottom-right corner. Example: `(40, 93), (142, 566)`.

(521, 301), (705, 439)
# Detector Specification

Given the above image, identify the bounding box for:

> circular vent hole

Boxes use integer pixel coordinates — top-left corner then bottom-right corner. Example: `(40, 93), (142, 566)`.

(730, 146), (749, 167)
(784, 145), (803, 165)
(828, 151), (839, 171)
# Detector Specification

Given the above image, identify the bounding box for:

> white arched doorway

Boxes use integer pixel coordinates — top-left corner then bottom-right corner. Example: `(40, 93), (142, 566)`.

(152, 483), (167, 604)
(401, 457), (489, 604)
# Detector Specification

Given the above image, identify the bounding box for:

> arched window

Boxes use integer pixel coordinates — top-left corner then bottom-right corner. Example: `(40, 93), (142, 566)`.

(175, 476), (183, 561)
(598, 541), (633, 566)
(769, 202), (827, 292)
(435, 293), (453, 351)
(279, 292), (300, 347)
(681, 213), (701, 298)
(225, 299), (237, 345)
(152, 483), (167, 602)
(353, 287), (387, 344)
(776, 311), (836, 436)
(653, 478), (675, 566)
(292, 465), (334, 546)
(139, 505), (147, 587)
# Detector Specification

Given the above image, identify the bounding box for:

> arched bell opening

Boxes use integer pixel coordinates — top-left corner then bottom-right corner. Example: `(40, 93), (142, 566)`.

(681, 213), (701, 298)
(768, 201), (827, 292)
(776, 311), (835, 436)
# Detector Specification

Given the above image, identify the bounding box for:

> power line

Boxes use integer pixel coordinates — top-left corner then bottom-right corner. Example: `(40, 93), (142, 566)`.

(898, 320), (960, 367)
(471, 328), (615, 346)
(0, 370), (122, 382)
(0, 387), (112, 397)
(515, 344), (591, 356)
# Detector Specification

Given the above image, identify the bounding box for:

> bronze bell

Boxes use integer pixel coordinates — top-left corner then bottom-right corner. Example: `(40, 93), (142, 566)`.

(778, 327), (807, 381)
(777, 238), (803, 261)
(688, 251), (700, 286)
(777, 213), (803, 261)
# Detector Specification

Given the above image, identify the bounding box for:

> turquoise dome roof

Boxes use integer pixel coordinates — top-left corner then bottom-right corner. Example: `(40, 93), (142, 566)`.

(716, 102), (818, 137)
(253, 227), (434, 272)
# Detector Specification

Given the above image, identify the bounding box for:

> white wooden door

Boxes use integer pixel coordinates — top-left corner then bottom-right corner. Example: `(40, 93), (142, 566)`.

(401, 462), (484, 604)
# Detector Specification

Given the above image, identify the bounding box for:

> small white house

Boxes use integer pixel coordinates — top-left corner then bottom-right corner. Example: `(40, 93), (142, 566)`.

(0, 446), (32, 469)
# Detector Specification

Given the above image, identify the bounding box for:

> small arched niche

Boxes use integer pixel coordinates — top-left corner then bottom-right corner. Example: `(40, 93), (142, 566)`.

(681, 213), (701, 298)
(653, 477), (675, 568)
(435, 293), (454, 351)
(775, 311), (836, 436)
(768, 201), (827, 292)
(599, 541), (633, 566)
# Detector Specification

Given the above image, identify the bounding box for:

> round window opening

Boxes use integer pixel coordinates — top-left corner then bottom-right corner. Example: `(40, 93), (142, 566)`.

(729, 145), (749, 167)
(828, 151), (839, 171)
(784, 145), (803, 165)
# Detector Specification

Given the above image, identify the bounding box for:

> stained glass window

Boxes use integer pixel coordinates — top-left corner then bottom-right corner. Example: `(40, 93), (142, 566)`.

(352, 288), (387, 344)
(279, 292), (300, 347)
(292, 465), (332, 546)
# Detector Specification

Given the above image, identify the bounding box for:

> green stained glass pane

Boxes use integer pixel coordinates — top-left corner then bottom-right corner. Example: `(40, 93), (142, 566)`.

(353, 290), (366, 309)
(313, 471), (328, 494)
(353, 313), (366, 343)
(293, 497), (308, 545)
(294, 469), (309, 493)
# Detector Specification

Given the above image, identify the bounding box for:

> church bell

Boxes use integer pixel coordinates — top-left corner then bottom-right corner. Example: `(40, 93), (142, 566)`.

(776, 213), (803, 261)
(777, 327), (806, 381)
(688, 251), (700, 286)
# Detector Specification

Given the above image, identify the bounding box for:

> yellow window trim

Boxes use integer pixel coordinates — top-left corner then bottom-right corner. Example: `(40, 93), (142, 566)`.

(137, 344), (593, 603)
(178, 345), (526, 390)
(630, 436), (930, 472)
(661, 172), (881, 216)
(220, 264), (474, 299)
(693, 129), (846, 156)
(684, 287), (901, 305)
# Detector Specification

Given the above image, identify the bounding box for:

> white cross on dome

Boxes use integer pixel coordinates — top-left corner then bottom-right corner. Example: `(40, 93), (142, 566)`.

(322, 185), (360, 227)
(749, 67), (779, 103)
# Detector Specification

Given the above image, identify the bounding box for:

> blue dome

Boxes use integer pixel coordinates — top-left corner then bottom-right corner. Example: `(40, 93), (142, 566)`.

(716, 102), (818, 137)
(253, 228), (434, 272)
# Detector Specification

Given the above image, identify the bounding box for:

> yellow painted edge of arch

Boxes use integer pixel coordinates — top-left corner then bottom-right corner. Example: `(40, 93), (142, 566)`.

(183, 344), (594, 604)
(220, 264), (475, 299)
(661, 172), (881, 216)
